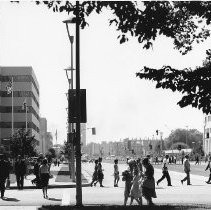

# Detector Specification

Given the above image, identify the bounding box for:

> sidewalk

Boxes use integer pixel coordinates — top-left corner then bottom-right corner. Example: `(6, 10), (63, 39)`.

(8, 163), (92, 190)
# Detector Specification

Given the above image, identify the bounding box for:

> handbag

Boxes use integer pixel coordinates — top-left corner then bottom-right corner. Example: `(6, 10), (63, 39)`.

(6, 178), (10, 189)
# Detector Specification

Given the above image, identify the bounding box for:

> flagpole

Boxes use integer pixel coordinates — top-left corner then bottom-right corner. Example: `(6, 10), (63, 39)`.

(11, 77), (14, 136)
(25, 102), (27, 132)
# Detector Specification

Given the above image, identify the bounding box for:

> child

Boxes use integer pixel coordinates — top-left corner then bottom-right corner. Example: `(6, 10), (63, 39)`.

(114, 159), (120, 187)
(130, 167), (142, 205)
(122, 169), (133, 206)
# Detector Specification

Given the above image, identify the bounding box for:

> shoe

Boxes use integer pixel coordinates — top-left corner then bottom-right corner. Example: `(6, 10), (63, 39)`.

(187, 183), (192, 185)
(168, 184), (172, 186)
(46, 195), (48, 199)
(100, 185), (104, 187)
(181, 180), (183, 185)
(206, 181), (210, 184)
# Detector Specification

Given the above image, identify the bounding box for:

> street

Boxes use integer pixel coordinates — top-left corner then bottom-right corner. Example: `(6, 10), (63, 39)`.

(1, 162), (211, 208)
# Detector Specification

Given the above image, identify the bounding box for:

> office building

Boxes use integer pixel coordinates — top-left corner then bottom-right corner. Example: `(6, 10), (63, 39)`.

(0, 66), (40, 151)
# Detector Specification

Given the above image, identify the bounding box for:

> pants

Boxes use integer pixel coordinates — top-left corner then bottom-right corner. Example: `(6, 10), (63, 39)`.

(182, 172), (190, 185)
(0, 179), (6, 197)
(16, 174), (24, 189)
(157, 171), (171, 185)
(207, 173), (211, 182)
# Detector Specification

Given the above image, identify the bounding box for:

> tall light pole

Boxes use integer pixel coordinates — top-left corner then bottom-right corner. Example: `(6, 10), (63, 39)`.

(63, 1), (82, 206)
(63, 13), (76, 182)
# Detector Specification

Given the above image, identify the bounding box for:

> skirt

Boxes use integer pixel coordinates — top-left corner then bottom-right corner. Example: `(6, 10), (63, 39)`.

(40, 173), (49, 188)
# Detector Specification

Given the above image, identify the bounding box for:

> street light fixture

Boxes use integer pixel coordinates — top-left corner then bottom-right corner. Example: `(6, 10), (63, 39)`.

(63, 1), (82, 206)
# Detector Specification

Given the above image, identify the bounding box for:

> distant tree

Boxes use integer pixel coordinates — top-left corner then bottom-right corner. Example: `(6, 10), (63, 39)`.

(10, 128), (38, 158)
(165, 128), (203, 150)
(154, 140), (166, 155)
(47, 147), (56, 159)
(11, 1), (211, 113)
(63, 140), (71, 159)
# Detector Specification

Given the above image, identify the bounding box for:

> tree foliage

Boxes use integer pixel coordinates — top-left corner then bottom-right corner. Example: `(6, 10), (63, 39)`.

(165, 128), (203, 150)
(10, 1), (211, 113)
(10, 128), (38, 158)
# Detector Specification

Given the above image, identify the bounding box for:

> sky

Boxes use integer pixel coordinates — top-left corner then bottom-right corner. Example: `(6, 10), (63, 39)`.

(0, 1), (209, 145)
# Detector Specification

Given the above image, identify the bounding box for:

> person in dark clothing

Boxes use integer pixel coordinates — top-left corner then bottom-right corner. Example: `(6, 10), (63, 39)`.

(94, 157), (104, 187)
(90, 159), (98, 187)
(0, 154), (11, 199)
(205, 156), (211, 184)
(31, 157), (42, 187)
(195, 155), (200, 165)
(157, 155), (172, 186)
(122, 159), (134, 206)
(181, 155), (191, 185)
(142, 157), (157, 206)
(14, 155), (27, 190)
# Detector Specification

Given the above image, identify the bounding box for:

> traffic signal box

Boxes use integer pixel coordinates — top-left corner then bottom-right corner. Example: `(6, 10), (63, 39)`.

(68, 89), (87, 123)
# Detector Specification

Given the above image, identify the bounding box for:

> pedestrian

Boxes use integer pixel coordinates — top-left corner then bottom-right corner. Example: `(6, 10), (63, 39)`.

(157, 155), (172, 186)
(181, 155), (191, 185)
(31, 157), (42, 187)
(141, 157), (157, 206)
(57, 159), (60, 167)
(114, 159), (120, 187)
(55, 159), (57, 166)
(205, 156), (211, 184)
(155, 156), (158, 165)
(136, 158), (143, 173)
(195, 155), (199, 165)
(122, 162), (133, 206)
(96, 157), (104, 187)
(14, 155), (27, 190)
(129, 167), (142, 205)
(0, 154), (11, 199)
(39, 158), (50, 199)
(90, 159), (98, 187)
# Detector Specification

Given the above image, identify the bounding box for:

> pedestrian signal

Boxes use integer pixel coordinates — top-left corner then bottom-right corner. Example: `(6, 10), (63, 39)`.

(156, 130), (159, 135)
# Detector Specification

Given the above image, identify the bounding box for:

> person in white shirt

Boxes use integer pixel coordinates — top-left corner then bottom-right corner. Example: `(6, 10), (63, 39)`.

(156, 155), (172, 186)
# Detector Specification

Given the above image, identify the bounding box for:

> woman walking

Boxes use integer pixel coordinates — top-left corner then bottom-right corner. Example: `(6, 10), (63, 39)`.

(39, 158), (50, 199)
(129, 168), (142, 205)
(141, 157), (157, 206)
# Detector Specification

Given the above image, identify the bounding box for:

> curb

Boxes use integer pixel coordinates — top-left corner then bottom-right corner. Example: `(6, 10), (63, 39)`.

(8, 182), (91, 190)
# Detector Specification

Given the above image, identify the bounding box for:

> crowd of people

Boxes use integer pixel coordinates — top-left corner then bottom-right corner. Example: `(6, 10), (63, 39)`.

(89, 153), (211, 206)
(0, 154), (52, 200)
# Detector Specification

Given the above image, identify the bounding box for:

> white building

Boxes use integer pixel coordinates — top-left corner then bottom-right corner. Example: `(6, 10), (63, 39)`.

(204, 114), (211, 155)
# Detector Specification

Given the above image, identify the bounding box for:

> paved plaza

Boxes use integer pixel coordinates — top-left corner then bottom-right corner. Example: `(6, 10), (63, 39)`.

(1, 162), (211, 209)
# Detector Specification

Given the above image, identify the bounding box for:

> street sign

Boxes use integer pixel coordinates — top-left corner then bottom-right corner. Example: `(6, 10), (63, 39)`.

(68, 89), (87, 123)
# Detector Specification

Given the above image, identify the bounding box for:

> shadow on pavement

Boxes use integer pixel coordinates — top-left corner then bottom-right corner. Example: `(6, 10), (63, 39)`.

(38, 204), (211, 210)
(2, 197), (20, 202)
(47, 198), (62, 201)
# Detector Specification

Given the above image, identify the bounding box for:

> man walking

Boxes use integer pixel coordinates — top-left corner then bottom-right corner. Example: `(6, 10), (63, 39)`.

(15, 155), (27, 190)
(181, 155), (191, 185)
(0, 154), (11, 199)
(157, 155), (172, 186)
(205, 156), (211, 184)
